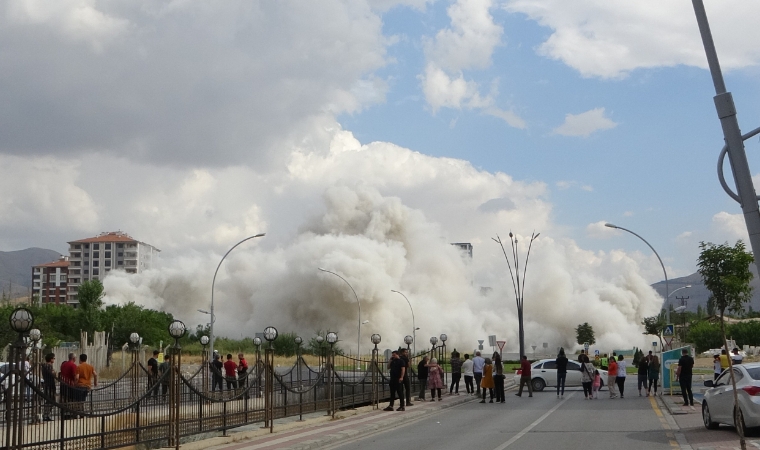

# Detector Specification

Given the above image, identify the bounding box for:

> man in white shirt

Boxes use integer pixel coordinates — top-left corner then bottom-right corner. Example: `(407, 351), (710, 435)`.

(731, 348), (743, 365)
(461, 354), (475, 394)
(472, 352), (485, 396)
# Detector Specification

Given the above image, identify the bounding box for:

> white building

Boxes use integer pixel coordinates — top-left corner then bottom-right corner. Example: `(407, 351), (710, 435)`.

(66, 231), (160, 305)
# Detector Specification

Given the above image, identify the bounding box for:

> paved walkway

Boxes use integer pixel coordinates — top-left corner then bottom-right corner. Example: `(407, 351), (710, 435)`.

(183, 392), (480, 450)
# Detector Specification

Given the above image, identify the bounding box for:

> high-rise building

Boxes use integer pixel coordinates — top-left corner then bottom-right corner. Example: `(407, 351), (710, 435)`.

(32, 256), (69, 305)
(451, 242), (473, 259)
(66, 231), (160, 305)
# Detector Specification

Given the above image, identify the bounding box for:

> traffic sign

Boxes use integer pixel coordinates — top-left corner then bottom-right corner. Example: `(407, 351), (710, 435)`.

(488, 335), (497, 347)
(583, 342), (589, 350)
(594, 349), (600, 356)
(663, 324), (674, 336)
(496, 340), (506, 351)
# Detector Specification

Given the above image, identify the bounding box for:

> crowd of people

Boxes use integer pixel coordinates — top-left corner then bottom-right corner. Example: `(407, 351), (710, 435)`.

(40, 352), (98, 420)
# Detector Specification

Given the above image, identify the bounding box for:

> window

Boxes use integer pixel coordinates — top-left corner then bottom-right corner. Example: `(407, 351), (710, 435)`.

(74, 244), (81, 249)
(117, 252), (123, 257)
(542, 361), (556, 370)
(568, 361), (582, 371)
(48, 274), (55, 282)
(93, 251), (99, 258)
(92, 260), (99, 267)
(118, 261), (123, 265)
(93, 269), (99, 276)
(84, 253), (89, 257)
(105, 260), (111, 267)
(84, 244), (89, 249)
(83, 269), (89, 274)
(60, 274), (67, 282)
(715, 371), (731, 387)
(532, 363), (543, 370)
(84, 261), (89, 266)
(72, 261), (80, 267)
(117, 243), (124, 248)
(33, 274), (40, 279)
(93, 244), (99, 250)
(748, 368), (760, 380)
(105, 251), (111, 258)
(105, 243), (111, 249)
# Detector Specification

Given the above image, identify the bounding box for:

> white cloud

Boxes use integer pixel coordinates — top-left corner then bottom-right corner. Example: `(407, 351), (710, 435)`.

(711, 211), (749, 242)
(586, 220), (615, 239)
(553, 108), (617, 137)
(556, 180), (593, 192)
(676, 231), (693, 241)
(504, 0), (760, 78)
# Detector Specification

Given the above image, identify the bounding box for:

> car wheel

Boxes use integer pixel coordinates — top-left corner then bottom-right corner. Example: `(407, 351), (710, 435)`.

(702, 402), (719, 430)
(531, 378), (545, 392)
(600, 379), (605, 389)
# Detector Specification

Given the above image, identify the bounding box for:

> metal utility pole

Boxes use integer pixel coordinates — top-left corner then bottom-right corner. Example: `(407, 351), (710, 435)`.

(692, 1), (760, 273)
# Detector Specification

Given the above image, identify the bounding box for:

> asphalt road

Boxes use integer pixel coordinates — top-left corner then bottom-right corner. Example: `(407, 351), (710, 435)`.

(332, 379), (676, 450)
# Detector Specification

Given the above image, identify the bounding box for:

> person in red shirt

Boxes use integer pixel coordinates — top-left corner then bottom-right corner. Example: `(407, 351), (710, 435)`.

(515, 355), (533, 397)
(58, 353), (78, 419)
(237, 353), (249, 396)
(223, 354), (238, 390)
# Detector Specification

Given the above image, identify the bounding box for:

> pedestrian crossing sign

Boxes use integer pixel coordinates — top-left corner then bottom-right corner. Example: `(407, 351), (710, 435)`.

(663, 324), (674, 336)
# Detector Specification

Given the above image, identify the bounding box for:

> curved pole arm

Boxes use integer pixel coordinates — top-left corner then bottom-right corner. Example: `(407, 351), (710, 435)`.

(319, 268), (361, 356)
(391, 290), (416, 353)
(210, 233), (266, 355)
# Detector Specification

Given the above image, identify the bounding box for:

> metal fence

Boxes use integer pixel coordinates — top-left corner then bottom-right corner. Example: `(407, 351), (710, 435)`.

(1, 340), (445, 450)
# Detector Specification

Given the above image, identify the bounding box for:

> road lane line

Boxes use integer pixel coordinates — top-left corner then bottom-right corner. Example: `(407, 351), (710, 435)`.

(490, 392), (575, 450)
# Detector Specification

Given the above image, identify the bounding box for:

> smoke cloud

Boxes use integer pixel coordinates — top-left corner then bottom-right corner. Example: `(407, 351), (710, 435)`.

(101, 128), (662, 354)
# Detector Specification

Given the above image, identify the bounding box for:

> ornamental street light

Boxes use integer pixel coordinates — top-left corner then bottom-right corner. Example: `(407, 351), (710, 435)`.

(264, 326), (278, 349)
(404, 335), (413, 351)
(493, 231), (540, 358)
(209, 233), (266, 357)
(319, 268), (362, 357)
(391, 290), (417, 355)
(605, 223), (672, 323)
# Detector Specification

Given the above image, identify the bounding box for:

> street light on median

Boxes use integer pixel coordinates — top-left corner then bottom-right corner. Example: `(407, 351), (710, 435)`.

(318, 268), (363, 357)
(391, 290), (417, 356)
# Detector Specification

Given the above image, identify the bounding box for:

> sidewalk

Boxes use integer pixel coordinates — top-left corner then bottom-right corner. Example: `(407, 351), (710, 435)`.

(183, 391), (482, 450)
(658, 392), (760, 450)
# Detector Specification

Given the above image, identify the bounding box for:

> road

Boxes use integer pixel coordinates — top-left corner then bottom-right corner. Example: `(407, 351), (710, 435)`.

(332, 379), (678, 450)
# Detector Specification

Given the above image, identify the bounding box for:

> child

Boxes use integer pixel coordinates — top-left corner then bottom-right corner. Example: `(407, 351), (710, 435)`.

(592, 370), (601, 399)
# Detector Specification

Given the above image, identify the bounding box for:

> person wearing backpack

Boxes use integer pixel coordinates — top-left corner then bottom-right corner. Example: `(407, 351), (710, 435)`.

(580, 355), (594, 400)
(637, 354), (649, 396)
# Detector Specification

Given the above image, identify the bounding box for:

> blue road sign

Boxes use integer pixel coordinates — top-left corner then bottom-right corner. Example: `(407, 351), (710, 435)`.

(663, 324), (675, 336)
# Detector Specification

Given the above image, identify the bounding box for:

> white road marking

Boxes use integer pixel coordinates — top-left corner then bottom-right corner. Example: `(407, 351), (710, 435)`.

(491, 392), (575, 450)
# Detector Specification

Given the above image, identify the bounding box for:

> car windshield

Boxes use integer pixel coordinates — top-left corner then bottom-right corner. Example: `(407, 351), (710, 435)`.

(747, 367), (760, 380)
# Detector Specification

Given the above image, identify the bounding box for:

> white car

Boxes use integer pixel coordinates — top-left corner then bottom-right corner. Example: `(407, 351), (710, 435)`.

(513, 358), (608, 392)
(702, 362), (760, 432)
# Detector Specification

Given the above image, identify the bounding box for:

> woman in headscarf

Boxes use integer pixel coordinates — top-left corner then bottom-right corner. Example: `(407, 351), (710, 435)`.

(479, 358), (495, 403)
(492, 352), (505, 403)
(426, 358), (444, 401)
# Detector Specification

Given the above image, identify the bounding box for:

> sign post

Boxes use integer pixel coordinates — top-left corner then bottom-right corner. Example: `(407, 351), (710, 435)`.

(478, 339), (484, 351)
(496, 340), (506, 358)
(663, 324), (675, 349)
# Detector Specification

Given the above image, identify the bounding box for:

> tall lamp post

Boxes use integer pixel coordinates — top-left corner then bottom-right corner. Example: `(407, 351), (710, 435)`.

(318, 268), (362, 357)
(209, 233), (266, 356)
(8, 307), (34, 449)
(391, 290), (417, 356)
(493, 231), (540, 359)
(605, 223), (672, 323)
(167, 320), (186, 450)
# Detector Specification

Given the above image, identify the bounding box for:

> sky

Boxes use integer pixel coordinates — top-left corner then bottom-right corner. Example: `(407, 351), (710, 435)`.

(1, 0), (759, 352)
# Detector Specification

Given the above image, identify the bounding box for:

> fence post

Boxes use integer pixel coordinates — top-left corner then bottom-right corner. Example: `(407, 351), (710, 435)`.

(371, 342), (378, 409)
(167, 320), (186, 450)
(265, 346), (274, 433)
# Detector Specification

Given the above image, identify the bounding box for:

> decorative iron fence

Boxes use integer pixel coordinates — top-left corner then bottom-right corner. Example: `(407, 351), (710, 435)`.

(1, 327), (448, 450)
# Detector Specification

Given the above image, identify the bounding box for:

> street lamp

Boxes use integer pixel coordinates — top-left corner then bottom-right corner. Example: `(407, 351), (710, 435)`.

(264, 326), (278, 349)
(209, 233), (266, 356)
(404, 335), (413, 351)
(391, 290), (416, 355)
(326, 332), (338, 348)
(319, 268), (362, 357)
(430, 336), (438, 349)
(493, 231), (540, 358)
(605, 223), (672, 323)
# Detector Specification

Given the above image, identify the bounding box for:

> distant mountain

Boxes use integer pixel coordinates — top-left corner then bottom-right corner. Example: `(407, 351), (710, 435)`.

(651, 267), (760, 313)
(0, 248), (62, 296)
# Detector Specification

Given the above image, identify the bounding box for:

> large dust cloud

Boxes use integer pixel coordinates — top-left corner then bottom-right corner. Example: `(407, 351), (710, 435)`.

(102, 129), (662, 354)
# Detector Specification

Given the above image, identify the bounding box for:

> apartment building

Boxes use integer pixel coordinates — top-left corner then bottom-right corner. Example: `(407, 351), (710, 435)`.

(66, 231), (160, 305)
(32, 256), (69, 305)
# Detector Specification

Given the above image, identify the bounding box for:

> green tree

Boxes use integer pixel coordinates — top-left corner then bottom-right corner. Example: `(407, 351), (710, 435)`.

(642, 315), (665, 350)
(697, 240), (754, 446)
(575, 322), (595, 346)
(686, 321), (722, 352)
(77, 279), (105, 309)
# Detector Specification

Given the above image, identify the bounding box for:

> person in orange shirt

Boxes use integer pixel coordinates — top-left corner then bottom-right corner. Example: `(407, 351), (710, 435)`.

(607, 357), (618, 399)
(75, 354), (98, 411)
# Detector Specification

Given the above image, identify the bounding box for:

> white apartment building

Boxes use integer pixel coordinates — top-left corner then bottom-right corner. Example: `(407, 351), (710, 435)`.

(66, 231), (160, 305)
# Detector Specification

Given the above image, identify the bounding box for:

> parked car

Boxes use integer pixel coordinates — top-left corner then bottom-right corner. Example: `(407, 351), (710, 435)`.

(513, 358), (607, 392)
(702, 362), (760, 432)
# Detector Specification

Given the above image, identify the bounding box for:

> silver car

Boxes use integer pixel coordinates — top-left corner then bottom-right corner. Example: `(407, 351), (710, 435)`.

(513, 358), (608, 392)
(702, 362), (760, 432)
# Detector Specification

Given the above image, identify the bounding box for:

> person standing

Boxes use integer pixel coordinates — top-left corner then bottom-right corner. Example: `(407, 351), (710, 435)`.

(416, 356), (429, 401)
(592, 369), (602, 399)
(647, 354), (660, 396)
(493, 353), (505, 403)
(581, 355), (594, 400)
(676, 349), (695, 409)
(147, 350), (160, 399)
(75, 354), (97, 414)
(59, 353), (77, 418)
(577, 350), (585, 363)
(719, 349), (730, 370)
(607, 356), (618, 398)
(556, 349), (568, 398)
(600, 353), (609, 370)
(238, 353), (249, 397)
(399, 349), (413, 406)
(427, 358), (444, 401)
(159, 359), (170, 402)
(41, 353), (57, 421)
(472, 351), (485, 397)
(515, 355), (533, 397)
(479, 358), (495, 403)
(731, 348), (743, 365)
(449, 351), (462, 395)
(713, 354), (722, 380)
(224, 354), (238, 390)
(211, 353), (224, 392)
(637, 354), (649, 396)
(615, 355), (627, 399)
(383, 351), (405, 411)
(462, 354), (474, 395)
